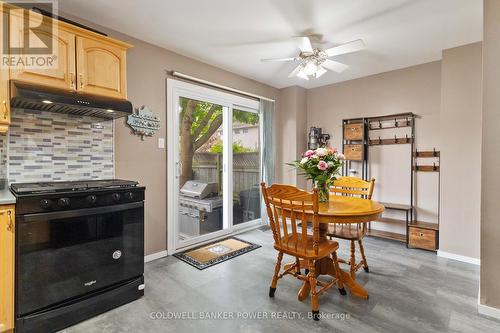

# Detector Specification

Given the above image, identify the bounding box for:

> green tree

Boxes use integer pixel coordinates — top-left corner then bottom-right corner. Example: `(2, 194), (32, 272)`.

(179, 98), (259, 186)
(209, 140), (254, 153)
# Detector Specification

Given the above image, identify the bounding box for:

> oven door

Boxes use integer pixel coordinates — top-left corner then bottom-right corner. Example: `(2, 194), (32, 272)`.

(16, 202), (144, 316)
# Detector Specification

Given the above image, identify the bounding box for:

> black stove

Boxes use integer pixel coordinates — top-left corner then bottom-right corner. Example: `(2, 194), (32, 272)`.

(12, 179), (145, 333)
(11, 179), (138, 195)
(12, 179), (144, 215)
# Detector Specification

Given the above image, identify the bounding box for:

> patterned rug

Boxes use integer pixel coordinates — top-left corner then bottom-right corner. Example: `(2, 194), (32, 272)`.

(173, 237), (261, 270)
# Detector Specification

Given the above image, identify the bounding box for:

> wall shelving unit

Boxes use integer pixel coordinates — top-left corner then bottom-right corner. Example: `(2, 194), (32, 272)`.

(408, 149), (440, 251)
(342, 112), (416, 245)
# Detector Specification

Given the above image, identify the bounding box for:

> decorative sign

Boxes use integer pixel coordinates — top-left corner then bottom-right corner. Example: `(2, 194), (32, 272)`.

(127, 106), (160, 140)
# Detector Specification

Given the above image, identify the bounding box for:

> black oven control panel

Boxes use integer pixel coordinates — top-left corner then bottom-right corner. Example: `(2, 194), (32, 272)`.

(14, 187), (145, 215)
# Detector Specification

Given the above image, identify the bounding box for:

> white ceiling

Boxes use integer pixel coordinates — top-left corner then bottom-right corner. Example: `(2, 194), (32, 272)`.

(59, 0), (482, 89)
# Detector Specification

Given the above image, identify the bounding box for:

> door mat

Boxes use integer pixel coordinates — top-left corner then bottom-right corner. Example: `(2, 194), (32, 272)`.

(173, 237), (261, 270)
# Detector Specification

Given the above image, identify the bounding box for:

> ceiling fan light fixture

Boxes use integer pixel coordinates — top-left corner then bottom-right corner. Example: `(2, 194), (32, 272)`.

(303, 61), (319, 76)
(296, 69), (309, 80)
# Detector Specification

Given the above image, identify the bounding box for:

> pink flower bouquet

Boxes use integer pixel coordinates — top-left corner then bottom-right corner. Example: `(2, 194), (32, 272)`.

(289, 147), (344, 202)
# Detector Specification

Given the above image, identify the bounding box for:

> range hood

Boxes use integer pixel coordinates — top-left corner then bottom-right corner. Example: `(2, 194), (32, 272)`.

(10, 81), (133, 120)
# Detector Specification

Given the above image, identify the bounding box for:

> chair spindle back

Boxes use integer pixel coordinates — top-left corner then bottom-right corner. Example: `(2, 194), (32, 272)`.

(261, 183), (320, 256)
(330, 177), (375, 199)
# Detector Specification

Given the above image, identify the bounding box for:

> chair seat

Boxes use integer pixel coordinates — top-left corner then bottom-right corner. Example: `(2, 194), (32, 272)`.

(274, 233), (339, 259)
(326, 224), (366, 240)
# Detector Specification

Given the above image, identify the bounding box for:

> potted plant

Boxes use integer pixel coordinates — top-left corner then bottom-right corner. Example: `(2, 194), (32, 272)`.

(289, 147), (344, 202)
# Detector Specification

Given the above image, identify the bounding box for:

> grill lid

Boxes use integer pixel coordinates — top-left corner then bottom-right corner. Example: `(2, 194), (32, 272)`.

(180, 180), (218, 199)
(10, 81), (132, 120)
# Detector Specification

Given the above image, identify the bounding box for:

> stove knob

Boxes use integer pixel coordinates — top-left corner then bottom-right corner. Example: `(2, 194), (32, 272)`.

(57, 198), (70, 208)
(112, 193), (121, 202)
(40, 199), (52, 209)
(87, 195), (97, 205)
(124, 192), (134, 200)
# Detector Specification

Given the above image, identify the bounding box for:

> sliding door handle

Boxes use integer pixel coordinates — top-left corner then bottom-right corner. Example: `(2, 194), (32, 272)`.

(176, 162), (182, 178)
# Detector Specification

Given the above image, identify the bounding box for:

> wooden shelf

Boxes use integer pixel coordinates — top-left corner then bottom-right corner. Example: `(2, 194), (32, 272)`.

(414, 165), (440, 172)
(375, 217), (406, 224)
(369, 138), (413, 146)
(368, 112), (415, 121)
(379, 202), (413, 211)
(415, 151), (440, 158)
(366, 229), (406, 242)
(368, 124), (412, 131)
(409, 221), (439, 231)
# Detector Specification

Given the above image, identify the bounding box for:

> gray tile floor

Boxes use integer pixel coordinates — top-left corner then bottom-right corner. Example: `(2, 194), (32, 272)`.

(62, 228), (500, 333)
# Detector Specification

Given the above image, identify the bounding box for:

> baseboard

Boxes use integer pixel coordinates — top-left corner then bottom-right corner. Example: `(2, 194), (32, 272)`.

(144, 250), (168, 263)
(437, 250), (480, 265)
(478, 302), (500, 320)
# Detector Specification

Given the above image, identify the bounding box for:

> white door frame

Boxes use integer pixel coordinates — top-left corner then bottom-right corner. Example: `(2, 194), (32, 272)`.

(167, 79), (261, 254)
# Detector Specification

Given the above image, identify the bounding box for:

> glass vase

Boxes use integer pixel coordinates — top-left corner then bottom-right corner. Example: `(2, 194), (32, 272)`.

(315, 181), (330, 203)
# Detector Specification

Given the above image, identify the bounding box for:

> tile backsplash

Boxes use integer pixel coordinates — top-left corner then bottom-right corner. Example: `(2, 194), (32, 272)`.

(3, 109), (114, 183)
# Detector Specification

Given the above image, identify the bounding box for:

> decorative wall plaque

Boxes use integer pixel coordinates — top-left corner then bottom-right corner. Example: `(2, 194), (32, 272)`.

(127, 106), (160, 140)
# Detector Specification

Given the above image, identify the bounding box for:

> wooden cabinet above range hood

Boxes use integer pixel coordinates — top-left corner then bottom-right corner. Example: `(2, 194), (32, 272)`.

(0, 2), (133, 132)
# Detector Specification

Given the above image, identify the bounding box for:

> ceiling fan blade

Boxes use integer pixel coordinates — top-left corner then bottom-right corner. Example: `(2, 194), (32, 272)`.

(322, 59), (349, 73)
(315, 67), (327, 78)
(288, 64), (303, 78)
(324, 39), (365, 57)
(261, 57), (296, 62)
(293, 36), (314, 53)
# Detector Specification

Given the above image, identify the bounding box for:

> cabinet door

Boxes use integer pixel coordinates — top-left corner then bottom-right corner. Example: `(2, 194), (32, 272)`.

(0, 206), (15, 332)
(0, 9), (10, 128)
(76, 36), (127, 99)
(9, 11), (76, 91)
(0, 65), (9, 129)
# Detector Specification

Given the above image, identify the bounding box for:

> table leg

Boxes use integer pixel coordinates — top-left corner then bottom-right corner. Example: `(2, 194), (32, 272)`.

(296, 257), (369, 300)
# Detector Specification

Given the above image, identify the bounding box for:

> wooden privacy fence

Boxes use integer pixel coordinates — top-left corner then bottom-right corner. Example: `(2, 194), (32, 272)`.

(192, 152), (260, 195)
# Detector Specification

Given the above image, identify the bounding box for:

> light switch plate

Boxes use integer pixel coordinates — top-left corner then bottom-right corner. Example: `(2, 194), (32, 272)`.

(158, 138), (165, 149)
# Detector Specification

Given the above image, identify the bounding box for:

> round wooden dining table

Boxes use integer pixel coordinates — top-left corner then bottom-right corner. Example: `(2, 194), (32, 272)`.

(288, 195), (385, 300)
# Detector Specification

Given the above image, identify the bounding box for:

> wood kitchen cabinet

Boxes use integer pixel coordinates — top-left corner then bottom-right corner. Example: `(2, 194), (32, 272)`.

(0, 64), (10, 131)
(0, 205), (15, 333)
(8, 10), (77, 91)
(76, 36), (128, 99)
(1, 2), (131, 106)
(0, 6), (10, 130)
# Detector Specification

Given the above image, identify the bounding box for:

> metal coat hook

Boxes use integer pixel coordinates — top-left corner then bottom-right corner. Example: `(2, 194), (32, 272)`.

(394, 118), (398, 127)
(394, 135), (398, 143)
(433, 148), (437, 157)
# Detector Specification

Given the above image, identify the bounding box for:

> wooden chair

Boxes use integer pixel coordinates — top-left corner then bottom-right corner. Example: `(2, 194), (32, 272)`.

(261, 183), (343, 321)
(327, 177), (375, 279)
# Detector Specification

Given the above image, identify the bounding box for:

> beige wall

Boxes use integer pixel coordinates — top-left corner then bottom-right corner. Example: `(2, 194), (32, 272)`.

(481, 0), (500, 310)
(440, 43), (482, 259)
(276, 86), (307, 188)
(307, 62), (442, 233)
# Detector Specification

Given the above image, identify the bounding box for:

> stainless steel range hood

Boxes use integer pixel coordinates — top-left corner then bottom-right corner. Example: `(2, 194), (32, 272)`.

(10, 81), (132, 120)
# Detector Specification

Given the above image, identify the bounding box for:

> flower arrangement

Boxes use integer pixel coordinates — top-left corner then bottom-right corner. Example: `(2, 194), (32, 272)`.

(289, 147), (344, 202)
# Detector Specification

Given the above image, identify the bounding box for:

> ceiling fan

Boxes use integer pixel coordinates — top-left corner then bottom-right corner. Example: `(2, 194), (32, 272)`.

(261, 36), (365, 80)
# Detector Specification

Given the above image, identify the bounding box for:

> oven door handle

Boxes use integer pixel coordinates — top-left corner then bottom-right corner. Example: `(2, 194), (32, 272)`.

(19, 202), (144, 223)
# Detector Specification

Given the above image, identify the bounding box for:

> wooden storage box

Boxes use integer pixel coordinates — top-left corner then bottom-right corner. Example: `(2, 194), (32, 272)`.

(408, 226), (438, 251)
(344, 123), (364, 141)
(343, 144), (363, 161)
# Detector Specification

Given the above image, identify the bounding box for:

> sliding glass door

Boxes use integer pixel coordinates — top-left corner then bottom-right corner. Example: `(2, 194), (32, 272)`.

(167, 80), (262, 253)
(232, 108), (261, 227)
